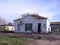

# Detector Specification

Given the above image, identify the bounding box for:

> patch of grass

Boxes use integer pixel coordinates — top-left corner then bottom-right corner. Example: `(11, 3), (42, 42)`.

(0, 36), (27, 45)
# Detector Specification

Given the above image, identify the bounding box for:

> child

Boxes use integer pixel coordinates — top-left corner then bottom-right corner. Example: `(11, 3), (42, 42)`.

(28, 30), (30, 34)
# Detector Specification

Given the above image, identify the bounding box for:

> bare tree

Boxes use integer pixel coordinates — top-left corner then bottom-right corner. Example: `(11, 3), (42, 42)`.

(0, 17), (7, 25)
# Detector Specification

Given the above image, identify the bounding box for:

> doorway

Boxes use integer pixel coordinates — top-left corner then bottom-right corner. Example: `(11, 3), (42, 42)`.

(38, 23), (41, 33)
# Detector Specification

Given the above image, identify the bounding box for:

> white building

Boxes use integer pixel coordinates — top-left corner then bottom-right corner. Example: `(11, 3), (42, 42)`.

(1, 23), (14, 31)
(14, 14), (51, 33)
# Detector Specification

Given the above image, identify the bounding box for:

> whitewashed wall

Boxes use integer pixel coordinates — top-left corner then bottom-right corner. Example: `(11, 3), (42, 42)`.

(14, 15), (50, 33)
(46, 19), (51, 33)
(5, 26), (14, 31)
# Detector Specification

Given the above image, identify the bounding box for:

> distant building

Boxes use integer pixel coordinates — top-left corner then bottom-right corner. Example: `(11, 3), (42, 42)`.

(50, 22), (60, 32)
(0, 23), (14, 31)
(14, 14), (51, 33)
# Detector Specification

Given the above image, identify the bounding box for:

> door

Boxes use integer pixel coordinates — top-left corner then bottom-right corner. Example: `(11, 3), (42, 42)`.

(38, 23), (41, 33)
(17, 23), (20, 31)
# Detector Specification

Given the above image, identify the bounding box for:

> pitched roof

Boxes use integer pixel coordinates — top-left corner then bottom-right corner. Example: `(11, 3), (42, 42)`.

(31, 14), (47, 19)
(14, 14), (47, 21)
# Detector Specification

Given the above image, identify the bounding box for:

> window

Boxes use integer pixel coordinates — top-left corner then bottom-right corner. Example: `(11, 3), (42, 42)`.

(20, 21), (22, 23)
(25, 23), (32, 31)
(12, 27), (13, 30)
(44, 24), (46, 28)
(17, 23), (20, 31)
(20, 21), (24, 25)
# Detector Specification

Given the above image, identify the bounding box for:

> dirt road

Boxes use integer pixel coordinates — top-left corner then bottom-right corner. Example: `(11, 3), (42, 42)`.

(0, 32), (60, 45)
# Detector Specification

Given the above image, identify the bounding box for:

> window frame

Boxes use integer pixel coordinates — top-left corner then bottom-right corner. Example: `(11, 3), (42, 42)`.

(25, 23), (32, 31)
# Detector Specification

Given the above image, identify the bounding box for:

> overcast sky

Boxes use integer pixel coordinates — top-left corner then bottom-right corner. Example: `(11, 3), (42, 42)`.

(0, 0), (60, 22)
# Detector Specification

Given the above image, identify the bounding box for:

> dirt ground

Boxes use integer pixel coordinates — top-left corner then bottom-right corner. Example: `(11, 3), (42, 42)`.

(0, 32), (60, 45)
(25, 39), (60, 45)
